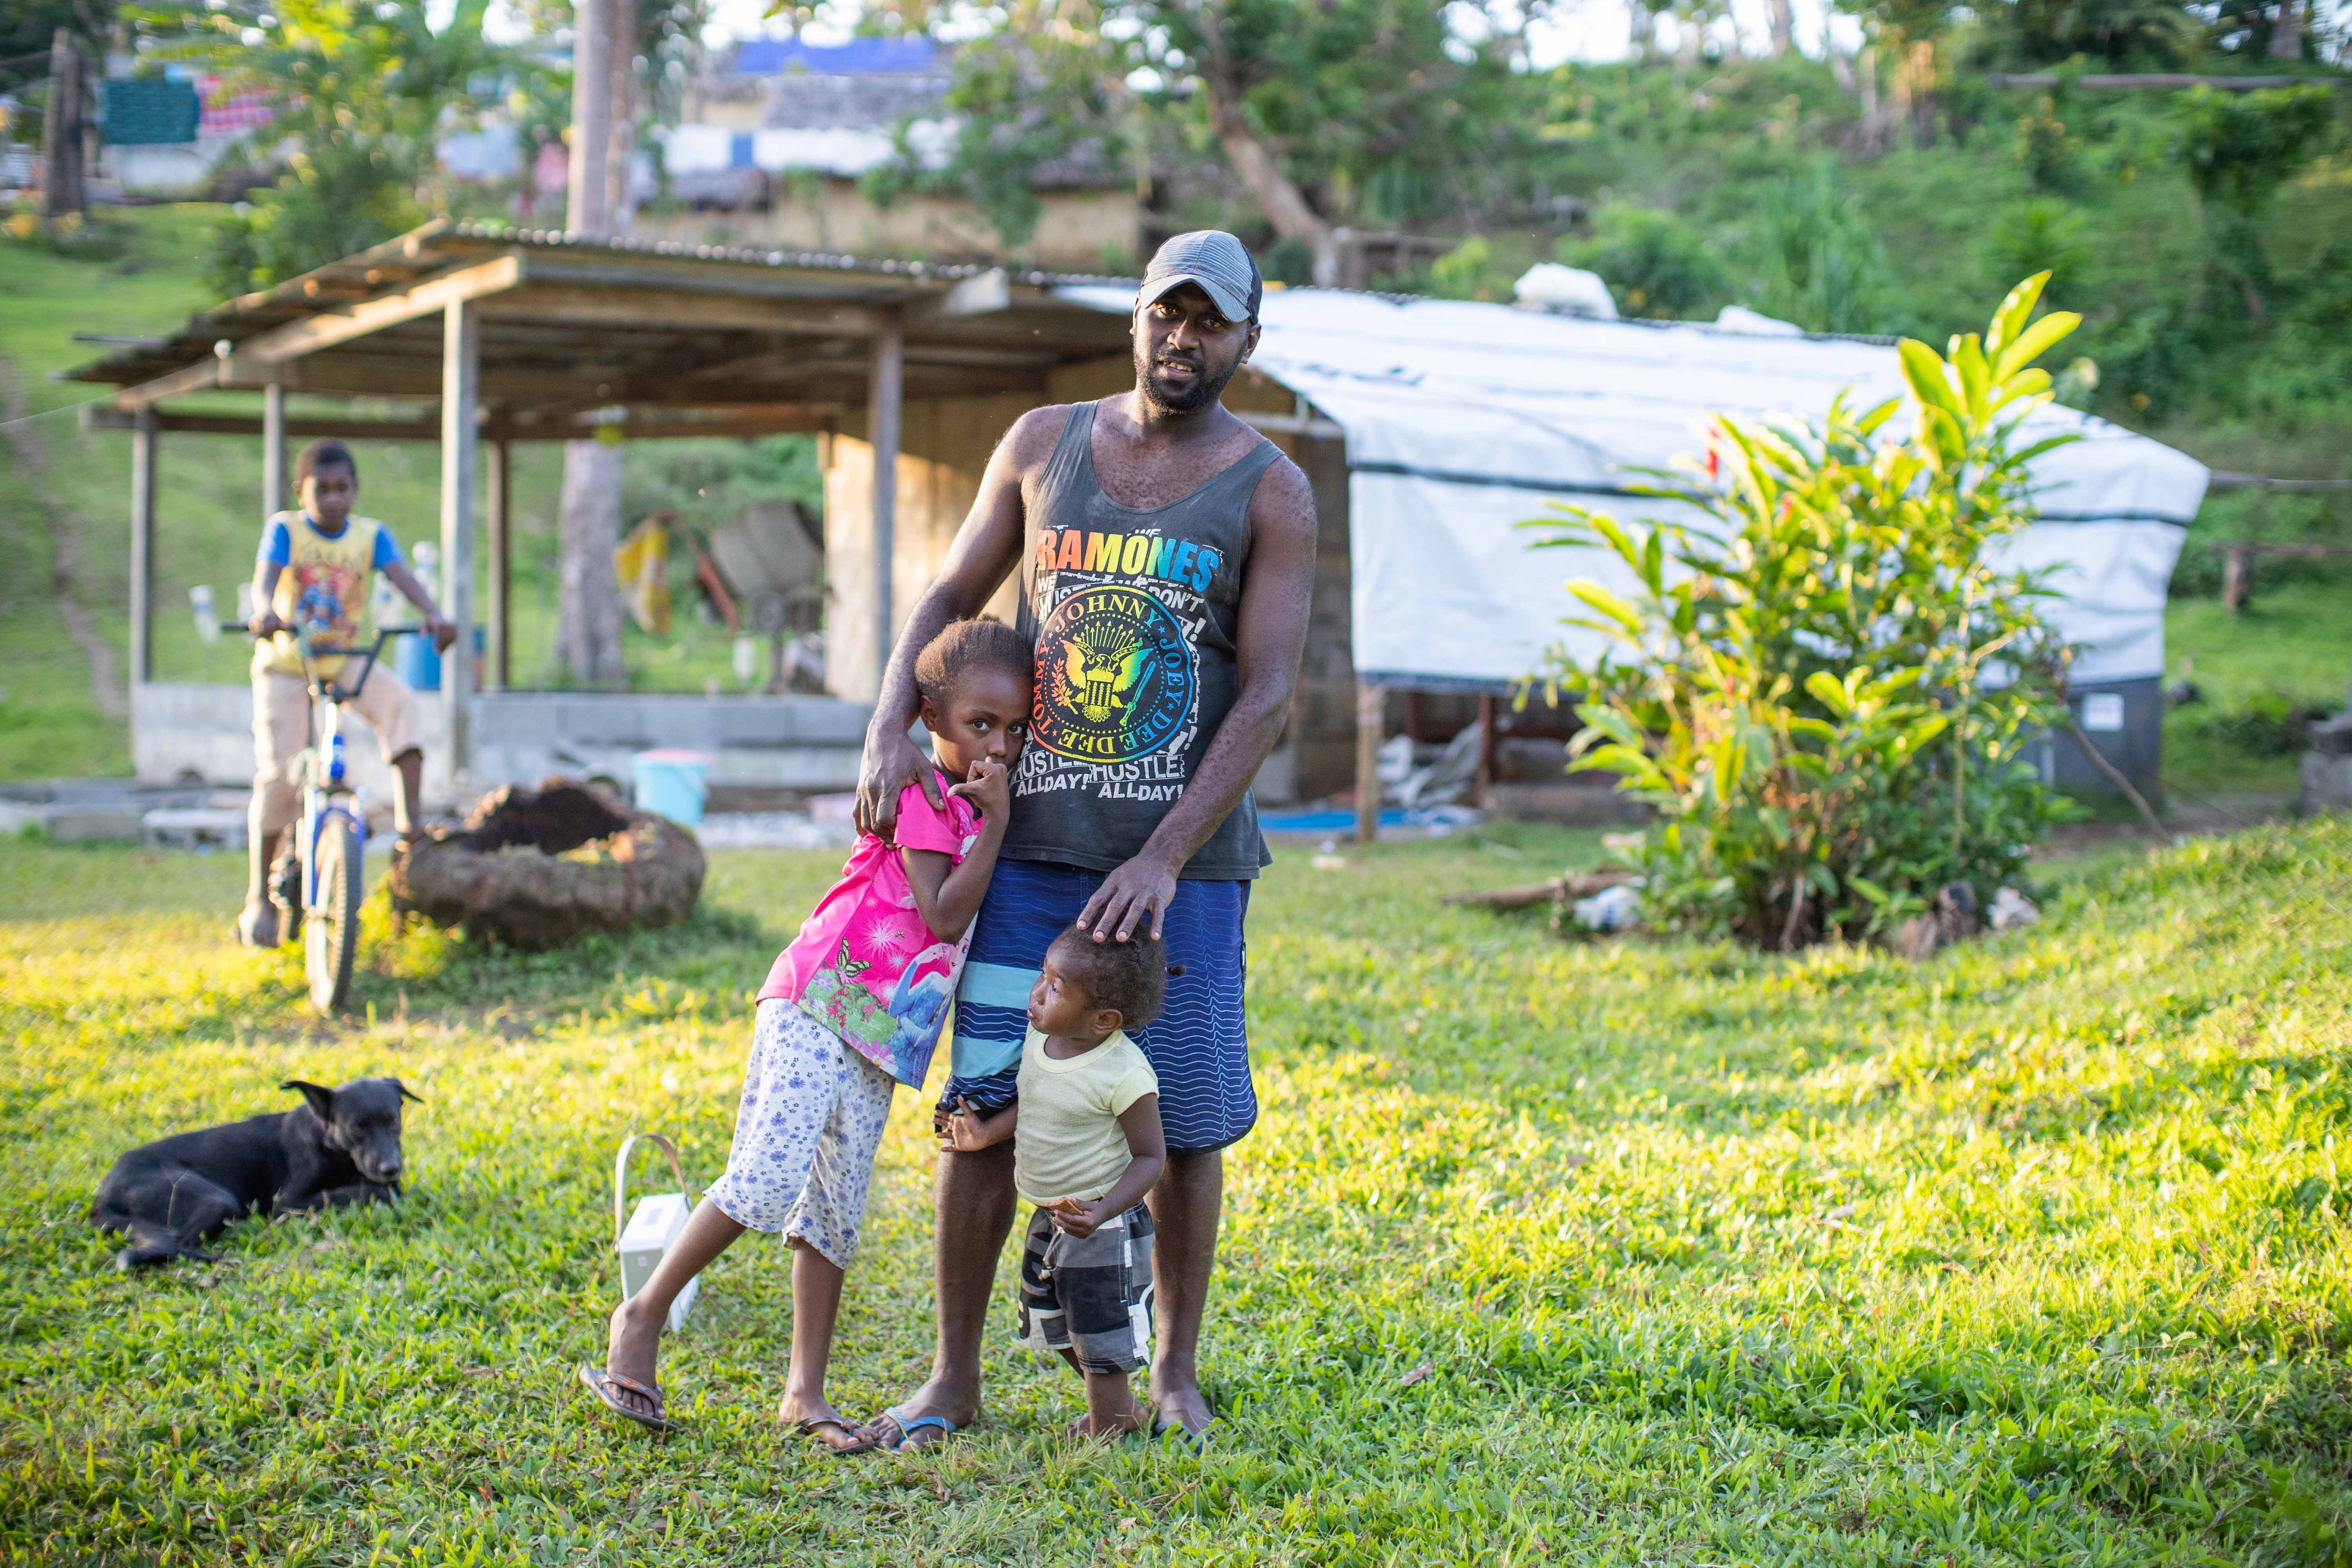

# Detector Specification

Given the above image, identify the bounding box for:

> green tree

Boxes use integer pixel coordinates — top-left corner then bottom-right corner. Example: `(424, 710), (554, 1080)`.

(1527, 275), (2083, 949)
(1561, 203), (1730, 319)
(2171, 82), (2337, 320)
(156, 0), (505, 297)
(879, 0), (1544, 276)
(2, 0), (113, 69)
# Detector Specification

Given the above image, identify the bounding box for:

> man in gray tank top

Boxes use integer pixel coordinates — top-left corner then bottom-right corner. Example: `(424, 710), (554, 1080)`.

(854, 232), (1318, 1449)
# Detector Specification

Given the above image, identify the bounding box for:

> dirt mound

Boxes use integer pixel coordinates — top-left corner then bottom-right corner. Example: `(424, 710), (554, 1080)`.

(388, 780), (704, 951)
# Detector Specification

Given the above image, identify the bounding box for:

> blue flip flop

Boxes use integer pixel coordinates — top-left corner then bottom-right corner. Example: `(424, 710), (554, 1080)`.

(873, 1404), (960, 1451)
(1152, 1416), (1219, 1455)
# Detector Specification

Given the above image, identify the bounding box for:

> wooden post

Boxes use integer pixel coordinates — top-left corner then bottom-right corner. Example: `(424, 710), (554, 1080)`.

(1474, 691), (1497, 807)
(440, 300), (479, 780)
(261, 379), (287, 518)
(869, 308), (904, 695)
(485, 439), (510, 690)
(1354, 681), (1383, 845)
(129, 408), (157, 686)
(2221, 543), (2250, 613)
(40, 29), (85, 220)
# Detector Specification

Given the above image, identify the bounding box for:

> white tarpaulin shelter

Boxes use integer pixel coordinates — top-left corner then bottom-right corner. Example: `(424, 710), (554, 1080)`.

(1059, 285), (2207, 693)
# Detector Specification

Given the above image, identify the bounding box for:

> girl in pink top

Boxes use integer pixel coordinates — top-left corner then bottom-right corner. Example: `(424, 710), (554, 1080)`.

(582, 619), (1032, 1448)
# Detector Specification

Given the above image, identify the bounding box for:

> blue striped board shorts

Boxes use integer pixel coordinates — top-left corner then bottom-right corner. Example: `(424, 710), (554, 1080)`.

(939, 858), (1256, 1152)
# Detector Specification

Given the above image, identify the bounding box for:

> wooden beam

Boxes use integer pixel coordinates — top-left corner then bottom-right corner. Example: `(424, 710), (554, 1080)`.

(114, 353), (228, 410)
(82, 406), (446, 441)
(483, 280), (883, 335)
(441, 300), (480, 778)
(240, 255), (524, 364)
(870, 308), (904, 699)
(2207, 471), (2352, 492)
(1985, 71), (2347, 89)
(129, 408), (156, 685)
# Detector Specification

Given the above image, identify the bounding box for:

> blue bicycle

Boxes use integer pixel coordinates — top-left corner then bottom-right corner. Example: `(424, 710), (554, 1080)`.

(232, 622), (417, 1013)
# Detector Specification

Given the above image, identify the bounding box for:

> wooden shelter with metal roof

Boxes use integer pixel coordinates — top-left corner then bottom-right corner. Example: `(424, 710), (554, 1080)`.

(62, 219), (1143, 786)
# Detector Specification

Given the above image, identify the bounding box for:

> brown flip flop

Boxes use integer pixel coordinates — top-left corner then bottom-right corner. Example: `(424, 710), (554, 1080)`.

(578, 1364), (678, 1434)
(794, 1416), (879, 1456)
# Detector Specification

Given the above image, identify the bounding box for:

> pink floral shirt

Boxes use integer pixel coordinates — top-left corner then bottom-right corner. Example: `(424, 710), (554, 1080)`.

(757, 776), (981, 1089)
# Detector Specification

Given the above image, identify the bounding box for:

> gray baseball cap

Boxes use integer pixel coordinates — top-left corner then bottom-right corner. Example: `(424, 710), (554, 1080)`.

(1138, 230), (1263, 323)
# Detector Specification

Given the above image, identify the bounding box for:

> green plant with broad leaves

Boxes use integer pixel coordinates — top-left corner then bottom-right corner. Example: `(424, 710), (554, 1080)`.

(1527, 274), (2087, 949)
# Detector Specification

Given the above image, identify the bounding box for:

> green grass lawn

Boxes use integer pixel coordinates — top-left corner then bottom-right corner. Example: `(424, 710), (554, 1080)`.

(2164, 578), (2352, 792)
(3, 818), (2348, 1564)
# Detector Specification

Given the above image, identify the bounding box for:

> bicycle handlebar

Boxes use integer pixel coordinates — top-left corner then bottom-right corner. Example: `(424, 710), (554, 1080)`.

(230, 624), (432, 701)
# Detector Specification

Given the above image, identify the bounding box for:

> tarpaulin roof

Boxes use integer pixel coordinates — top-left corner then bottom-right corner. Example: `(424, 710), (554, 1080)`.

(1059, 285), (2207, 688)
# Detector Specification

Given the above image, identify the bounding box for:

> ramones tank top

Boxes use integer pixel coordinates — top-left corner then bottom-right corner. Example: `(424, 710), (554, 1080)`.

(1002, 401), (1279, 880)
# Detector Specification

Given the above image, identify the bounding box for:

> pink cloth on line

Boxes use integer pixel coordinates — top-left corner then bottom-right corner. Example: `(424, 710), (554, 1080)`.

(756, 775), (982, 1089)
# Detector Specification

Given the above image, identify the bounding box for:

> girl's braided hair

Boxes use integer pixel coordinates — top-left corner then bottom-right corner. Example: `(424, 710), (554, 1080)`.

(915, 617), (1033, 709)
(1046, 925), (1187, 1031)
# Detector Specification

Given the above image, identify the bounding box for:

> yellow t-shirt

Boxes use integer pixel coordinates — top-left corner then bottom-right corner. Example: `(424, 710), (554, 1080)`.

(1013, 1026), (1158, 1207)
(254, 511), (402, 679)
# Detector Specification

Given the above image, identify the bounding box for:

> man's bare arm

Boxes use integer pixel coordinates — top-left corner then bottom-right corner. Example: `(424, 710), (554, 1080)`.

(855, 405), (1071, 839)
(1079, 451), (1318, 941)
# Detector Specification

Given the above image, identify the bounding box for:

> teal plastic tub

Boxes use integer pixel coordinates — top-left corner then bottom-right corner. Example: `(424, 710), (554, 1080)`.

(632, 750), (713, 828)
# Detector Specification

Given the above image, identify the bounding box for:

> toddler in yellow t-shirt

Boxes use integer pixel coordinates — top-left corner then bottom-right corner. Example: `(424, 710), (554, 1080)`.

(938, 926), (1178, 1439)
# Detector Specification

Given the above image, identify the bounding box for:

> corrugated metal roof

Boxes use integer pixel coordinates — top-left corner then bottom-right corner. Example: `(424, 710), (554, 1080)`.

(58, 220), (1140, 406)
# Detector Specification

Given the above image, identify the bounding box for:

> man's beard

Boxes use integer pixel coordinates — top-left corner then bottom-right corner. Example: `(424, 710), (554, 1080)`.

(1133, 335), (1241, 415)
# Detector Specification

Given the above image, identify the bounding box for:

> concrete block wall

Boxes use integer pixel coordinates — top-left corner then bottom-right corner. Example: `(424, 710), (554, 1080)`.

(132, 683), (873, 805)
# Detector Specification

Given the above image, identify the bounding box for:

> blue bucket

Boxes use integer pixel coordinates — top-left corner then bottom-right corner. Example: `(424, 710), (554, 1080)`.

(390, 627), (482, 692)
(632, 750), (713, 828)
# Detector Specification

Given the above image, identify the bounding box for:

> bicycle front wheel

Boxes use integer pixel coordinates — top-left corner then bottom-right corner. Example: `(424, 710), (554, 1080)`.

(306, 813), (363, 1014)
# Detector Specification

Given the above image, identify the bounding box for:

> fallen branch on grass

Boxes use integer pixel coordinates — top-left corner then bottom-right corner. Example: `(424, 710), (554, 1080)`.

(1440, 867), (1638, 909)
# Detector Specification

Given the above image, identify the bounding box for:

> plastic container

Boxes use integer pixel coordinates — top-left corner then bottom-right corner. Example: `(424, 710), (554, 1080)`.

(391, 626), (483, 693)
(614, 1133), (699, 1332)
(632, 749), (713, 827)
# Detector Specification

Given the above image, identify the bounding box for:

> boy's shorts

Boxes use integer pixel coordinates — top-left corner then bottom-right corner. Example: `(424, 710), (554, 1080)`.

(940, 858), (1256, 1152)
(1014, 1201), (1155, 1375)
(249, 659), (420, 837)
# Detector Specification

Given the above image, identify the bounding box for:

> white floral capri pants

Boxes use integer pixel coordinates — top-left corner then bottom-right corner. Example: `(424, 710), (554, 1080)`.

(704, 999), (897, 1270)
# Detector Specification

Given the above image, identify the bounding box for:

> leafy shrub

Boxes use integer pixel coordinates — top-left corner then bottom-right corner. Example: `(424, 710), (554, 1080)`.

(1560, 202), (1730, 319)
(2078, 303), (2197, 421)
(2013, 93), (2085, 194)
(1740, 164), (1900, 336)
(2184, 690), (2340, 757)
(1987, 198), (2091, 300)
(1527, 276), (2083, 949)
(0, 207), (130, 261)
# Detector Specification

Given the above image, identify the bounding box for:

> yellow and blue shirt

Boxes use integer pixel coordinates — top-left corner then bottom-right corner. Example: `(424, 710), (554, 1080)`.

(255, 511), (404, 678)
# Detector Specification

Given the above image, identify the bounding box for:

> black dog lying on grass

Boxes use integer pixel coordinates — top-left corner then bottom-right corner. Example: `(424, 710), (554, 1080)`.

(89, 1077), (420, 1269)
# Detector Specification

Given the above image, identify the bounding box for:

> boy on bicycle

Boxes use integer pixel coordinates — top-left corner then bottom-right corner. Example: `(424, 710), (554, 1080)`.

(238, 439), (456, 949)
